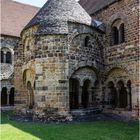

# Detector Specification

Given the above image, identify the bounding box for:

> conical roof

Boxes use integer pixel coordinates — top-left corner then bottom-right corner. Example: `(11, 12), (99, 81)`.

(24, 0), (92, 34)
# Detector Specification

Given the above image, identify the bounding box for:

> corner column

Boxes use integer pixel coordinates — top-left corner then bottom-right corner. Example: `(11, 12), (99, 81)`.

(116, 87), (120, 108)
(3, 51), (7, 63)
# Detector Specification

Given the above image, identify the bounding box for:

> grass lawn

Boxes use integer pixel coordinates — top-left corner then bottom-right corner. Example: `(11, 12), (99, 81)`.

(0, 111), (139, 140)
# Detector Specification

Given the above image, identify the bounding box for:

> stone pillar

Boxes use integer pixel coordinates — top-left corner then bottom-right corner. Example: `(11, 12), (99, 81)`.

(27, 90), (30, 107)
(3, 51), (7, 63)
(88, 88), (93, 107)
(116, 87), (120, 108)
(126, 87), (130, 110)
(78, 86), (82, 108)
(102, 87), (105, 108)
(7, 89), (10, 106)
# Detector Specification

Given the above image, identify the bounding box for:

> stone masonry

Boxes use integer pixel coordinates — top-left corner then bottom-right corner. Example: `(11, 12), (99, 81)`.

(12, 0), (139, 120)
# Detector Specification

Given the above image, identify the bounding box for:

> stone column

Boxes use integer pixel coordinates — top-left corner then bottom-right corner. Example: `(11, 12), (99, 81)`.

(27, 90), (30, 107)
(7, 89), (10, 106)
(88, 88), (93, 107)
(127, 86), (132, 110)
(116, 87), (120, 108)
(78, 86), (82, 108)
(102, 87), (105, 108)
(3, 51), (7, 63)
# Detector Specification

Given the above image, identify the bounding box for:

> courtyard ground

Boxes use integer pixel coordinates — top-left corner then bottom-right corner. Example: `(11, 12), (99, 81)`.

(0, 111), (139, 140)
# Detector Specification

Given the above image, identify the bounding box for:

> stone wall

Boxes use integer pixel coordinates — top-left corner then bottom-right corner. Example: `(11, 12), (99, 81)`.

(14, 22), (104, 115)
(68, 23), (104, 107)
(1, 35), (19, 88)
(14, 25), (70, 113)
(90, 0), (139, 117)
(14, 0), (139, 119)
(1, 35), (19, 106)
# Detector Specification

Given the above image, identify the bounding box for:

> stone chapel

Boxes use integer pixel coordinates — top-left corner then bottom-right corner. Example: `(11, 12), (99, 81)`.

(1, 0), (139, 120)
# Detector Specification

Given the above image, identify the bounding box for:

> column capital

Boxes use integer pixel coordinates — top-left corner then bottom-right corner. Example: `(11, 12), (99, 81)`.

(7, 89), (11, 94)
(3, 51), (7, 54)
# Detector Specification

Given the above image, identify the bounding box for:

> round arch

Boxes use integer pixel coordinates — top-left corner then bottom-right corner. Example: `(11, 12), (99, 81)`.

(22, 69), (35, 87)
(69, 67), (98, 109)
(105, 67), (129, 85)
(106, 12), (128, 31)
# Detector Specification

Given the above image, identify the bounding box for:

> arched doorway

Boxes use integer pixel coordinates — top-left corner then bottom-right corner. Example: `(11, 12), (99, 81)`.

(9, 88), (14, 106)
(107, 81), (117, 108)
(117, 81), (127, 108)
(27, 81), (34, 109)
(82, 80), (91, 108)
(1, 87), (7, 106)
(69, 78), (79, 109)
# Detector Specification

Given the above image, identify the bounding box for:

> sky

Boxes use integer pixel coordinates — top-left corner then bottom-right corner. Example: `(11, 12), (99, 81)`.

(13, 0), (79, 7)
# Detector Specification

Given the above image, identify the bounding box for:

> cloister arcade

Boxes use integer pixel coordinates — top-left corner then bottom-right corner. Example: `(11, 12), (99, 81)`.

(69, 67), (98, 110)
(1, 87), (15, 106)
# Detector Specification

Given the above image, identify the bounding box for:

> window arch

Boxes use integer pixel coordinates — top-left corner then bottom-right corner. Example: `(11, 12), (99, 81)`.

(111, 19), (125, 46)
(1, 48), (12, 64)
(85, 36), (90, 47)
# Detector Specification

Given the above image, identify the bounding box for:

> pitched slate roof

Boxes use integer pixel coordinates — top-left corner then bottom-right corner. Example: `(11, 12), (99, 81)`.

(1, 0), (39, 37)
(79, 0), (118, 15)
(24, 0), (92, 35)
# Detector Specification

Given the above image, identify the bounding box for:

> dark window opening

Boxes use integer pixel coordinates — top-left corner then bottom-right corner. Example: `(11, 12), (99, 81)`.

(112, 27), (119, 45)
(26, 46), (30, 51)
(85, 36), (90, 47)
(1, 51), (4, 63)
(6, 52), (12, 64)
(9, 88), (15, 106)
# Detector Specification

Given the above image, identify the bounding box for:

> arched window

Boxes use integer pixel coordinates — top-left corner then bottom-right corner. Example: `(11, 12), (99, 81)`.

(85, 36), (90, 47)
(119, 23), (125, 43)
(112, 27), (119, 45)
(1, 51), (4, 63)
(6, 52), (12, 64)
(111, 19), (125, 46)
